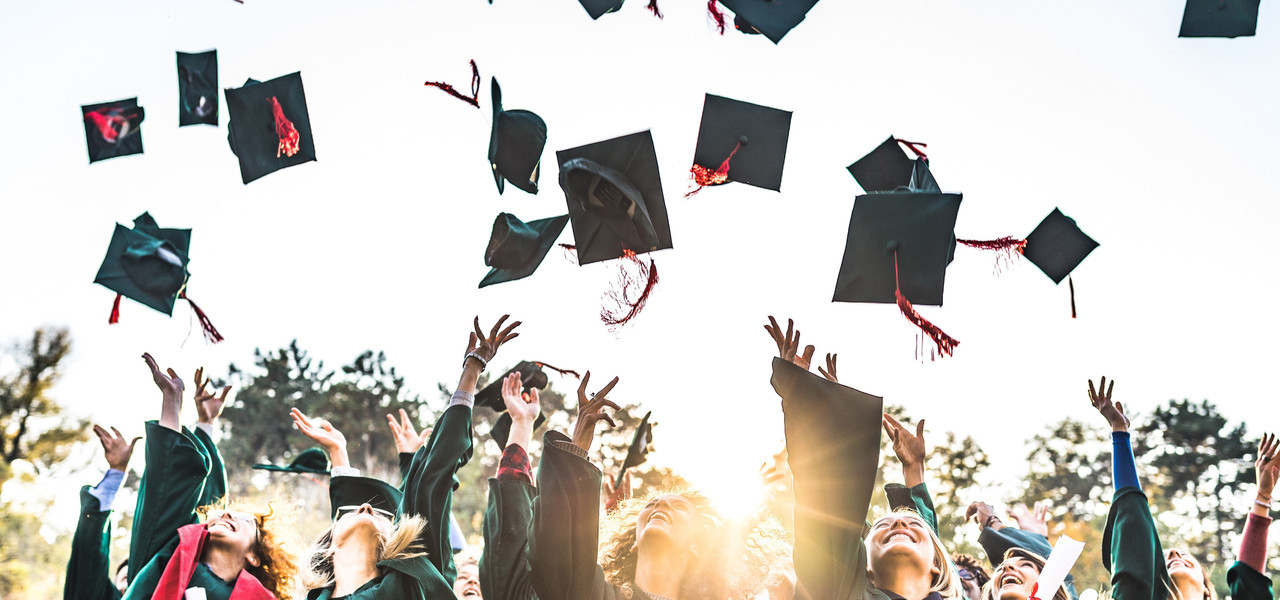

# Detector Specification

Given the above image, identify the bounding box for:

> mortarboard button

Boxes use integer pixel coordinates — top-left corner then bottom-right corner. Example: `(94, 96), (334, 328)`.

(82, 98), (145, 163)
(480, 213), (570, 288)
(489, 78), (547, 195)
(1179, 0), (1260, 38)
(224, 72), (316, 184)
(718, 0), (821, 44)
(689, 94), (792, 195)
(177, 51), (218, 126)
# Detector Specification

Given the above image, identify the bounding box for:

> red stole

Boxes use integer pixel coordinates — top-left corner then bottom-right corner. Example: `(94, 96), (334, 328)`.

(150, 523), (276, 600)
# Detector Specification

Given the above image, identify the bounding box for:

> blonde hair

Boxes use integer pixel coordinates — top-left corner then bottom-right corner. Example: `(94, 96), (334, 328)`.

(979, 548), (1070, 600)
(598, 488), (790, 600)
(197, 499), (300, 600)
(300, 514), (429, 591)
(868, 508), (964, 600)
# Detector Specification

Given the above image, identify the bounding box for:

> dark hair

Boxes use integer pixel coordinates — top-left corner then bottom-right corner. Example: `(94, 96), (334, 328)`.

(952, 553), (991, 588)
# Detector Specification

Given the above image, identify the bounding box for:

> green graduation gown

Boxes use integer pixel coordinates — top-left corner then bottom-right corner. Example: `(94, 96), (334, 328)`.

(64, 485), (124, 600)
(1102, 487), (1170, 600)
(479, 477), (538, 600)
(1226, 560), (1273, 600)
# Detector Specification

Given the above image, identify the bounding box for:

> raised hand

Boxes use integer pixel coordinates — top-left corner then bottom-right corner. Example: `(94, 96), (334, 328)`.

(192, 366), (231, 425)
(764, 316), (816, 371)
(291, 408), (350, 468)
(602, 470), (632, 512)
(571, 371), (621, 452)
(386, 408), (431, 453)
(143, 352), (184, 399)
(92, 425), (141, 472)
(1088, 376), (1127, 432)
(818, 353), (838, 383)
(1256, 433), (1279, 508)
(465, 314), (522, 367)
(965, 501), (1002, 530)
(502, 372), (541, 425)
(1009, 500), (1050, 537)
(882, 413), (927, 487)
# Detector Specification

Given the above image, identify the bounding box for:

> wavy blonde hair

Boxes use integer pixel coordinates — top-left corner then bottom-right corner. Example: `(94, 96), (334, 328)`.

(197, 499), (300, 600)
(868, 508), (964, 600)
(598, 489), (790, 600)
(300, 514), (429, 591)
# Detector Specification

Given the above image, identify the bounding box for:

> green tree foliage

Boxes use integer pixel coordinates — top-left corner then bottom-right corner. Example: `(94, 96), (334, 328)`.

(1021, 417), (1112, 519)
(0, 327), (87, 495)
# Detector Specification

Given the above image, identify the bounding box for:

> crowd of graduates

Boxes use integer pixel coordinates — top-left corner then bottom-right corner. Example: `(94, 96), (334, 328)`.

(63, 315), (1277, 600)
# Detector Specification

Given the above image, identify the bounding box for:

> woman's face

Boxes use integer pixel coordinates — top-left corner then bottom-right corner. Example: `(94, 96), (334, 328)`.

(333, 504), (394, 546)
(204, 510), (260, 566)
(1165, 549), (1206, 589)
(958, 569), (981, 600)
(453, 562), (481, 599)
(990, 556), (1040, 600)
(636, 494), (701, 549)
(867, 513), (937, 575)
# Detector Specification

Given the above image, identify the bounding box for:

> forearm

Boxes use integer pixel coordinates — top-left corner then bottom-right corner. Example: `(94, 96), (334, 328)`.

(456, 360), (484, 397)
(1238, 511), (1272, 573)
(902, 462), (925, 489)
(1112, 431), (1141, 491)
(507, 420), (535, 452)
(157, 393), (181, 432)
(88, 469), (126, 511)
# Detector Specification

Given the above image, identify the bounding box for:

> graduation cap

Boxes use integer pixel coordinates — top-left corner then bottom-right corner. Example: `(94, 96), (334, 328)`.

(717, 0), (820, 43)
(225, 72), (316, 184)
(769, 357), (882, 599)
(491, 412), (548, 449)
(688, 94), (792, 195)
(328, 476), (402, 520)
(93, 213), (224, 342)
(489, 78), (547, 195)
(480, 213), (570, 287)
(252, 448), (330, 475)
(477, 361), (576, 448)
(833, 164), (963, 356)
(1179, 0), (1260, 38)
(1022, 208), (1098, 318)
(847, 137), (931, 193)
(82, 98), (144, 163)
(578, 0), (623, 19)
(177, 50), (218, 126)
(614, 410), (653, 489)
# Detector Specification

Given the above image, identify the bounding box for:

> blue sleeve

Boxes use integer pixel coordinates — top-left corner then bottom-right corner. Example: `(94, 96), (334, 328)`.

(1112, 431), (1141, 492)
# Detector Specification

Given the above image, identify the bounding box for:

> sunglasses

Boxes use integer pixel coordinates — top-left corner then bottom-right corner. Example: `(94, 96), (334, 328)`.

(336, 505), (395, 520)
(205, 510), (258, 529)
(958, 569), (976, 581)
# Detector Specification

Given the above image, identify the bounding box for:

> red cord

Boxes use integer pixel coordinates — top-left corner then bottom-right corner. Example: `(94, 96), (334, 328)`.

(423, 60), (481, 108)
(269, 97), (300, 158)
(893, 250), (958, 357)
(685, 139), (742, 197)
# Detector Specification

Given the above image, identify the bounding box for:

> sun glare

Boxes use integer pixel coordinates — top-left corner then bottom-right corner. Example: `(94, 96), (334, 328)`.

(688, 464), (770, 520)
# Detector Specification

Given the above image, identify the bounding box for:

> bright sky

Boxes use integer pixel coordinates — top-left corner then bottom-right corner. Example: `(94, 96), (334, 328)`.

(2, 0), (1279, 529)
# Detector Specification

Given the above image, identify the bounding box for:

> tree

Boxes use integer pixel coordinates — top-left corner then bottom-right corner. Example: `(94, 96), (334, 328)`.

(0, 327), (86, 495)
(1020, 417), (1111, 519)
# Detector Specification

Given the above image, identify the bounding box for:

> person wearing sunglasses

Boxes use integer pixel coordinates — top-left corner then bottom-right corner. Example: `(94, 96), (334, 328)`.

(951, 554), (990, 600)
(294, 315), (520, 599)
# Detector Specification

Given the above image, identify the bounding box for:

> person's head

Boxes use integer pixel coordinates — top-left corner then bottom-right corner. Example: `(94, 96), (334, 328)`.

(981, 548), (1069, 600)
(600, 488), (788, 600)
(114, 558), (129, 593)
(1164, 548), (1215, 600)
(953, 553), (991, 600)
(453, 548), (481, 599)
(197, 499), (299, 600)
(866, 508), (962, 600)
(301, 504), (428, 591)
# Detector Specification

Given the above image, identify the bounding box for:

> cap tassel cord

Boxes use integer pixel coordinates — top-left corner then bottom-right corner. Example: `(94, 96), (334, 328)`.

(108, 293), (122, 324)
(423, 60), (481, 108)
(533, 361), (582, 379)
(1069, 275), (1077, 319)
(602, 249), (659, 329)
(895, 139), (929, 161)
(558, 243), (579, 265)
(894, 250), (958, 357)
(85, 110), (123, 143)
(269, 96), (301, 158)
(958, 236), (1027, 272)
(647, 0), (662, 18)
(180, 292), (225, 343)
(707, 0), (727, 34)
(685, 139), (742, 197)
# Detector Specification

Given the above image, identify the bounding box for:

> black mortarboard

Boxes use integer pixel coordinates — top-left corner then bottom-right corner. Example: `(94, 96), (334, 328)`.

(177, 50), (218, 126)
(557, 130), (672, 265)
(481, 213), (570, 287)
(490, 411), (549, 449)
(225, 72), (316, 184)
(1022, 209), (1098, 284)
(719, 0), (820, 44)
(690, 94), (791, 192)
(328, 476), (402, 520)
(82, 98), (145, 163)
(614, 410), (653, 489)
(476, 361), (551, 411)
(847, 137), (933, 193)
(1179, 0), (1260, 38)
(489, 78), (547, 195)
(94, 213), (191, 316)
(252, 447), (331, 475)
(578, 0), (624, 19)
(770, 357), (882, 599)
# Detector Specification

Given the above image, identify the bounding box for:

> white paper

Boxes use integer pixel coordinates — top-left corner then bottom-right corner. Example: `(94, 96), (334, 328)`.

(184, 588), (208, 600)
(1036, 535), (1085, 599)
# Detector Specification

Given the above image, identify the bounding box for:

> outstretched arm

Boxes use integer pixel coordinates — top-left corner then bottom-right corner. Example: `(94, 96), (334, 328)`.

(882, 412), (938, 534)
(1228, 433), (1277, 600)
(480, 371), (544, 600)
(64, 425), (138, 600)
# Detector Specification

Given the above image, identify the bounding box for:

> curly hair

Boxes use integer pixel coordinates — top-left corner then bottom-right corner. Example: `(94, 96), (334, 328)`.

(598, 488), (790, 600)
(952, 553), (991, 588)
(300, 514), (429, 591)
(197, 499), (300, 600)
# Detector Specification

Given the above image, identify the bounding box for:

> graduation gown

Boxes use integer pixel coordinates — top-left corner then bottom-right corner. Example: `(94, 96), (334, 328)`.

(306, 403), (473, 599)
(64, 486), (124, 600)
(480, 477), (538, 600)
(1101, 487), (1170, 600)
(1226, 561), (1273, 600)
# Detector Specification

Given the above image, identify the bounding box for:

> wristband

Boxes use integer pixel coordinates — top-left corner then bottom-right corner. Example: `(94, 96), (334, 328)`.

(984, 515), (1000, 529)
(464, 352), (487, 371)
(1256, 499), (1273, 509)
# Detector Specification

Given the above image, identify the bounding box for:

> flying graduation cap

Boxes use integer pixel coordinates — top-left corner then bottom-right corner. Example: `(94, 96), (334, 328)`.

(177, 50), (218, 126)
(82, 98), (145, 163)
(225, 72), (316, 184)
(715, 0), (820, 43)
(1022, 208), (1099, 318)
(688, 94), (792, 195)
(848, 137), (932, 194)
(490, 78), (547, 195)
(1179, 0), (1261, 38)
(252, 448), (331, 475)
(478, 361), (579, 448)
(94, 212), (224, 342)
(576, 0), (664, 19)
(480, 213), (570, 287)
(614, 410), (653, 489)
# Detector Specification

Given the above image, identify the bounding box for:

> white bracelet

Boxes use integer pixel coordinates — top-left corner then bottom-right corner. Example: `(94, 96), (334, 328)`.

(464, 352), (487, 371)
(1256, 499), (1273, 509)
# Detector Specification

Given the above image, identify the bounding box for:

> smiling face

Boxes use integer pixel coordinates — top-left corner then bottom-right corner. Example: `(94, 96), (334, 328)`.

(867, 512), (939, 579)
(332, 504), (394, 547)
(204, 510), (261, 566)
(1165, 548), (1208, 595)
(453, 561), (481, 599)
(635, 494), (702, 551)
(989, 556), (1040, 600)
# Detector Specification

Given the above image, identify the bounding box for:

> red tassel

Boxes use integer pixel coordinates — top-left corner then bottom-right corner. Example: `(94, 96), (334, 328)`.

(423, 60), (481, 108)
(602, 249), (659, 329)
(707, 0), (727, 34)
(534, 361), (582, 379)
(957, 237), (1026, 253)
(1069, 275), (1077, 319)
(269, 97), (300, 158)
(85, 110), (123, 143)
(180, 292), (225, 343)
(647, 0), (662, 18)
(895, 139), (929, 161)
(108, 293), (122, 324)
(559, 243), (579, 265)
(893, 250), (958, 357)
(685, 139), (742, 197)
